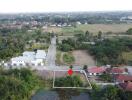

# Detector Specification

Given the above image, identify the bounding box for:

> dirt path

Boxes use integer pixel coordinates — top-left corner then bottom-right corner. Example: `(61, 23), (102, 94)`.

(72, 50), (96, 66)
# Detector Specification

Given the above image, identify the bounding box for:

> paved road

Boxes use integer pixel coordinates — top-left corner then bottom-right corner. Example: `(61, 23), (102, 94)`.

(46, 36), (56, 67)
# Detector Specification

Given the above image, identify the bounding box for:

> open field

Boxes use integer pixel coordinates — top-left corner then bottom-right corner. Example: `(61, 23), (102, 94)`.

(56, 50), (96, 66)
(43, 24), (132, 36)
(72, 50), (96, 66)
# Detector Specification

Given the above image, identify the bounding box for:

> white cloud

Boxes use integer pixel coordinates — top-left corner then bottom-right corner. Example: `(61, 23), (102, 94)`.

(0, 0), (132, 13)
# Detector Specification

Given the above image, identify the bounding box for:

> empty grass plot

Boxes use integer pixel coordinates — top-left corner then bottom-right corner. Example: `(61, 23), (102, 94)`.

(53, 70), (92, 89)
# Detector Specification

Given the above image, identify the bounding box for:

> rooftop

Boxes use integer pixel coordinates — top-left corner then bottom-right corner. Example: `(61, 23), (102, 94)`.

(115, 74), (132, 81)
(11, 50), (46, 62)
(88, 67), (106, 73)
(119, 82), (132, 91)
(35, 50), (46, 59)
(111, 68), (126, 74)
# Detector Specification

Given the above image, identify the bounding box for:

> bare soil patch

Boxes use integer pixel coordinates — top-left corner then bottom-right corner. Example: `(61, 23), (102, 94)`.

(72, 50), (96, 66)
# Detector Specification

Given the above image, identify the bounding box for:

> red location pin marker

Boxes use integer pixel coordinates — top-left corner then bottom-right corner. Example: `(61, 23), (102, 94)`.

(68, 69), (73, 76)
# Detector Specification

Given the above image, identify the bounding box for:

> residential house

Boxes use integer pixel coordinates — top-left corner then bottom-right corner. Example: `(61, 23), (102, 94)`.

(88, 67), (106, 76)
(107, 67), (127, 74)
(119, 82), (132, 91)
(115, 74), (132, 84)
(11, 50), (46, 66)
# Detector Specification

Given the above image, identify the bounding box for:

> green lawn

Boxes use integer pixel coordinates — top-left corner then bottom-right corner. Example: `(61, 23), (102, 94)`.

(63, 52), (75, 64)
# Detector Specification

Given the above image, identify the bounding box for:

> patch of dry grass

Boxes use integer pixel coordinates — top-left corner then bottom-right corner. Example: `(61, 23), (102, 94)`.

(122, 51), (132, 61)
(43, 24), (132, 36)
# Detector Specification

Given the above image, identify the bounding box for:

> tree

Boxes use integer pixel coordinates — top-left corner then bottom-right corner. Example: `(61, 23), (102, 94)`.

(101, 85), (121, 100)
(126, 28), (132, 34)
(85, 31), (90, 37)
(69, 65), (73, 69)
(0, 68), (42, 100)
(97, 31), (102, 39)
(58, 43), (73, 52)
(83, 65), (88, 72)
(34, 49), (37, 54)
(91, 85), (121, 100)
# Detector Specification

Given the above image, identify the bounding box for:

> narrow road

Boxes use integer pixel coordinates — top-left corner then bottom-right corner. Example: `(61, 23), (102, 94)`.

(46, 36), (56, 67)
(45, 36), (82, 70)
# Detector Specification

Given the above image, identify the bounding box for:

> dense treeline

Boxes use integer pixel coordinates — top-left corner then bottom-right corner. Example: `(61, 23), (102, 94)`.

(1, 12), (130, 24)
(89, 38), (132, 65)
(0, 68), (43, 100)
(58, 31), (93, 51)
(0, 35), (25, 60)
(0, 28), (51, 60)
(91, 84), (132, 100)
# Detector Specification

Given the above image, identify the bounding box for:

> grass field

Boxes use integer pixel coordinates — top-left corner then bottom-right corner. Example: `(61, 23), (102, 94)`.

(122, 52), (132, 61)
(43, 23), (132, 36)
(63, 52), (75, 64)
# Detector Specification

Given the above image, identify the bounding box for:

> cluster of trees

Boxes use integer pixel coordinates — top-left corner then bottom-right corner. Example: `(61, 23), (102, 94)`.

(0, 35), (25, 60)
(58, 31), (96, 51)
(91, 84), (132, 100)
(0, 68), (42, 100)
(0, 27), (52, 60)
(55, 75), (83, 87)
(58, 38), (75, 52)
(89, 38), (132, 65)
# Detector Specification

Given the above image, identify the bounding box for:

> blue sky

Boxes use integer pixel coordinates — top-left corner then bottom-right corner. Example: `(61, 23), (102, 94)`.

(0, 0), (132, 13)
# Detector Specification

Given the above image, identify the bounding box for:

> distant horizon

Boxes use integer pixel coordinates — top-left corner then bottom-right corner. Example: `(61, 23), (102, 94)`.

(0, 10), (132, 14)
(0, 0), (132, 14)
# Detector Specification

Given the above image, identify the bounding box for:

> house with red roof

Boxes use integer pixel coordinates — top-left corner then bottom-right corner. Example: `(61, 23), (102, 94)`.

(88, 67), (106, 76)
(107, 67), (127, 75)
(115, 74), (132, 83)
(119, 82), (132, 91)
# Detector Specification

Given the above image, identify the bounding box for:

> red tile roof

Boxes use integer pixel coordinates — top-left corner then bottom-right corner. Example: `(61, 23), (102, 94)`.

(119, 82), (132, 91)
(111, 68), (125, 74)
(88, 67), (106, 73)
(115, 74), (132, 82)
